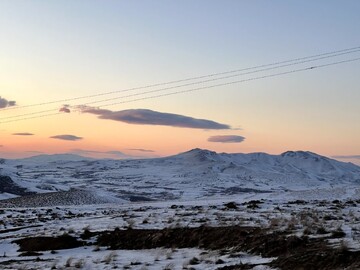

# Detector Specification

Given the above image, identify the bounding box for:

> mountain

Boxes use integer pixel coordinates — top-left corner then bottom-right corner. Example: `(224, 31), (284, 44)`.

(0, 148), (360, 205)
(168, 149), (360, 186)
(18, 154), (94, 163)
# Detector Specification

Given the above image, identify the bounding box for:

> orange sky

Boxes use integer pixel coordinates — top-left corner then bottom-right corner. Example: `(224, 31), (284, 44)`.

(0, 1), (359, 165)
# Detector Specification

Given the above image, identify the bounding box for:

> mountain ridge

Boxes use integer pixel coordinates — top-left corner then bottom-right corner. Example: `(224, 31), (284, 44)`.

(3, 148), (358, 167)
(1, 148), (360, 205)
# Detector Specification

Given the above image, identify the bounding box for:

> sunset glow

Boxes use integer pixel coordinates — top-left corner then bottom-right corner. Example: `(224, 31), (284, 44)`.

(0, 1), (359, 164)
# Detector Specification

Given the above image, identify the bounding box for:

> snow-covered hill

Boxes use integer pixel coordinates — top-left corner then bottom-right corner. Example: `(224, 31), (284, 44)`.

(18, 153), (94, 163)
(173, 149), (360, 184)
(0, 148), (360, 205)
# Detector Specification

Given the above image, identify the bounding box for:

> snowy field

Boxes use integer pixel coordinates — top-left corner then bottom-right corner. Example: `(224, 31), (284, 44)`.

(1, 149), (360, 269)
(1, 196), (360, 269)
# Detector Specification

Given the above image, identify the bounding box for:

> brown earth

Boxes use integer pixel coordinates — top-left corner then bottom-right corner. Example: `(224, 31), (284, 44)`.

(96, 226), (360, 270)
(13, 225), (360, 270)
(13, 235), (83, 251)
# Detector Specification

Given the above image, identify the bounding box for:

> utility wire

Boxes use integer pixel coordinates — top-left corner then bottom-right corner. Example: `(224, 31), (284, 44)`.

(79, 50), (360, 106)
(85, 57), (360, 108)
(2, 49), (360, 120)
(1, 45), (360, 112)
(1, 56), (359, 124)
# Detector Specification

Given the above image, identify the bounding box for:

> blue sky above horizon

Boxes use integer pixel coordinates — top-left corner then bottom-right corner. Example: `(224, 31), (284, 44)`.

(0, 1), (359, 164)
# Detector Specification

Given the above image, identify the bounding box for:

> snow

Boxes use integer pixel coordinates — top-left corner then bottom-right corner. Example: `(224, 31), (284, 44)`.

(0, 148), (360, 268)
(1, 148), (359, 206)
(1, 196), (360, 269)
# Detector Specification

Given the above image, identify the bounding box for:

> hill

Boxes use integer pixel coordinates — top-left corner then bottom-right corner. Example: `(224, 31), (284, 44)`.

(0, 148), (359, 205)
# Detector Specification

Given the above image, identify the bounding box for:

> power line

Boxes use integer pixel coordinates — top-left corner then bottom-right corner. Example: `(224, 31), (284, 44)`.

(1, 45), (359, 112)
(79, 50), (360, 106)
(0, 112), (63, 123)
(1, 56), (359, 124)
(86, 57), (360, 108)
(2, 49), (360, 121)
(0, 108), (60, 120)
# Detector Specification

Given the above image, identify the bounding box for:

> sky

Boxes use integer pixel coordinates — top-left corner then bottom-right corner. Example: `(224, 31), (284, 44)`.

(0, 0), (359, 164)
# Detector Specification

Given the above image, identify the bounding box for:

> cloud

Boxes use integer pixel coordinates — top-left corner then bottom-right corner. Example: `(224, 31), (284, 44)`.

(208, 135), (245, 143)
(127, 148), (155, 153)
(13, 132), (34, 136)
(78, 106), (230, 130)
(0, 97), (16, 109)
(59, 105), (71, 113)
(50, 135), (83, 141)
(332, 155), (360, 160)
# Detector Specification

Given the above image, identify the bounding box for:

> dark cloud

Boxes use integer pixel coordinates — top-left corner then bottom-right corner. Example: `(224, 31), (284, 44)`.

(0, 97), (16, 109)
(59, 105), (71, 113)
(50, 135), (83, 141)
(13, 132), (34, 136)
(78, 106), (230, 130)
(127, 148), (155, 153)
(208, 135), (245, 143)
(332, 155), (360, 160)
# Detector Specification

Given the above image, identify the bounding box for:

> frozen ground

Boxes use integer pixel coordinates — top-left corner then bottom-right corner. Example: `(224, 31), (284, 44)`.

(1, 196), (360, 269)
(1, 149), (360, 269)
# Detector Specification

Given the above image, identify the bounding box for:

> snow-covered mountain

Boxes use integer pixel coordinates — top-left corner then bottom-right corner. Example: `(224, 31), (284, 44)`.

(173, 149), (360, 184)
(1, 148), (360, 205)
(19, 153), (94, 163)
